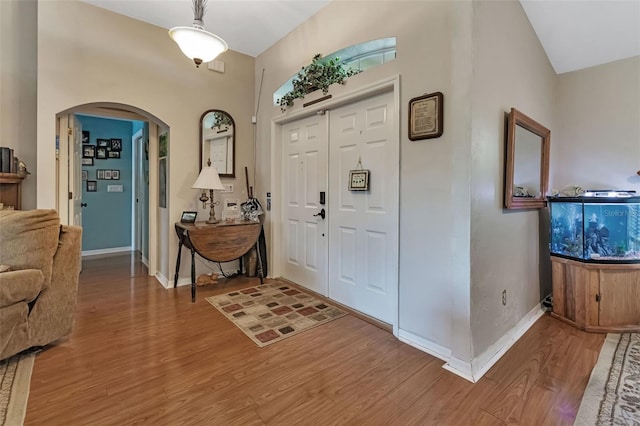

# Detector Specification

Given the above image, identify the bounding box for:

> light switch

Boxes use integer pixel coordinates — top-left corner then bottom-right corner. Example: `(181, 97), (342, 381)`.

(107, 185), (123, 192)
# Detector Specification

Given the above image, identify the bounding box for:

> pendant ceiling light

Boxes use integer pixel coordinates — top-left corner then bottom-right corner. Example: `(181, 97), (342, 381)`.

(169, 0), (228, 68)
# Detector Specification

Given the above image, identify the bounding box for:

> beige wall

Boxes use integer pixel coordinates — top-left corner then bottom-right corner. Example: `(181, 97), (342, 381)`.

(36, 1), (255, 281)
(469, 0), (556, 359)
(255, 0), (472, 361)
(554, 56), (640, 191)
(255, 0), (559, 373)
(16, 0), (635, 379)
(0, 0), (38, 209)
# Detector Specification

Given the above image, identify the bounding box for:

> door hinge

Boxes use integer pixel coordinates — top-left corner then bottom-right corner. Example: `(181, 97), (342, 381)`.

(68, 191), (73, 200)
(67, 128), (72, 136)
(595, 294), (601, 302)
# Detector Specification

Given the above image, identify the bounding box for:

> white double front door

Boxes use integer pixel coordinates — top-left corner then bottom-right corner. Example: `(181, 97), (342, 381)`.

(281, 90), (398, 325)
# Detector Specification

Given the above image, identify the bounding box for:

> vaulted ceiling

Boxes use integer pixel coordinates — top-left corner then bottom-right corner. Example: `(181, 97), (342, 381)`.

(81, 0), (640, 74)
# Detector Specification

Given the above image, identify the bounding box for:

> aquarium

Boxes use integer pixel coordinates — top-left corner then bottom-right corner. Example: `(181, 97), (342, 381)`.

(549, 195), (640, 263)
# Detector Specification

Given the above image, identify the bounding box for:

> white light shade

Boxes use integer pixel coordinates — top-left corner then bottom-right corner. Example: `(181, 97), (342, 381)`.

(169, 26), (228, 64)
(192, 165), (225, 190)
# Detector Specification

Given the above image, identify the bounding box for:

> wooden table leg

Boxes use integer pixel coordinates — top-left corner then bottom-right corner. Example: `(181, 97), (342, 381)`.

(255, 243), (264, 284)
(174, 240), (183, 288)
(191, 248), (196, 303)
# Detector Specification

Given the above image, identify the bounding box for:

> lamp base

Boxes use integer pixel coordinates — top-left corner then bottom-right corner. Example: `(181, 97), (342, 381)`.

(206, 189), (219, 224)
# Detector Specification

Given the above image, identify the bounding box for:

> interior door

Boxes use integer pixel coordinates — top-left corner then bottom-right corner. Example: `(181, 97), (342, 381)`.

(133, 133), (143, 252)
(281, 114), (328, 295)
(69, 114), (83, 228)
(328, 90), (398, 324)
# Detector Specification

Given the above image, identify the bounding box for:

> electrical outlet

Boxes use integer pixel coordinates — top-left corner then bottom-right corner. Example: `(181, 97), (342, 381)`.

(502, 289), (507, 306)
(223, 184), (233, 193)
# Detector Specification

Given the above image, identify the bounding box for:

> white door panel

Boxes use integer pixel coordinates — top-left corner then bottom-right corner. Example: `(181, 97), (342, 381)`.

(329, 90), (398, 324)
(279, 90), (398, 325)
(282, 115), (328, 295)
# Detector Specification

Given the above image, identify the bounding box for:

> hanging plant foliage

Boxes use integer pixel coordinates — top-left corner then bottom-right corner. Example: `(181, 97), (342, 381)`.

(277, 54), (361, 112)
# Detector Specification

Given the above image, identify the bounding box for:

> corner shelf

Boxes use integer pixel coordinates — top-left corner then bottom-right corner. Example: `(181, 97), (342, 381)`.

(0, 172), (27, 210)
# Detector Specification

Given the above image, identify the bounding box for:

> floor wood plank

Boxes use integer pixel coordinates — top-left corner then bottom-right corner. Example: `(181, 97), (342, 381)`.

(25, 253), (605, 425)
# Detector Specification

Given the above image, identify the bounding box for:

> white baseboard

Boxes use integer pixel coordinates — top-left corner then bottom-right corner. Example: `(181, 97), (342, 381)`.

(398, 330), (451, 362)
(442, 356), (475, 382)
(142, 256), (149, 267)
(174, 277), (192, 287)
(442, 303), (545, 383)
(155, 272), (169, 289)
(82, 246), (132, 257)
(470, 303), (545, 381)
(172, 259), (242, 288)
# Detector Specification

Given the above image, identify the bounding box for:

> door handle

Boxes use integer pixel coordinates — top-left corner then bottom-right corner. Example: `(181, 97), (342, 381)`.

(313, 208), (326, 220)
(80, 202), (87, 207)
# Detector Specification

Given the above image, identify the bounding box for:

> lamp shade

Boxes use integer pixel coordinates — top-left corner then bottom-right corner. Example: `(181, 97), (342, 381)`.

(192, 164), (225, 190)
(169, 26), (228, 65)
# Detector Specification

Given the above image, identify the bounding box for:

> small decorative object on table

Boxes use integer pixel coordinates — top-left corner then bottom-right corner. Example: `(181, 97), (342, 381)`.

(180, 211), (197, 223)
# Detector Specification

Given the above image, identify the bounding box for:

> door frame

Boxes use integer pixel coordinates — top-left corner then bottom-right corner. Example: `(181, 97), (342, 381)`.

(270, 75), (401, 336)
(132, 128), (145, 254)
(56, 103), (163, 276)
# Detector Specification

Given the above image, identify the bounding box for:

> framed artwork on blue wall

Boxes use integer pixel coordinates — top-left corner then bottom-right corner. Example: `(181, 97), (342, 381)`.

(97, 138), (111, 148)
(83, 144), (95, 158)
(96, 147), (107, 159)
(111, 138), (122, 151)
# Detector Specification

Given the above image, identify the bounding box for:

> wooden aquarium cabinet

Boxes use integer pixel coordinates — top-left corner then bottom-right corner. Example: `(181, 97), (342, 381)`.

(551, 256), (640, 333)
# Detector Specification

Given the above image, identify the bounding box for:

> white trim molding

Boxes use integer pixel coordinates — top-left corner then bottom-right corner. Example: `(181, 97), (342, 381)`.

(155, 272), (170, 289)
(82, 246), (132, 257)
(443, 303), (545, 383)
(398, 329), (452, 362)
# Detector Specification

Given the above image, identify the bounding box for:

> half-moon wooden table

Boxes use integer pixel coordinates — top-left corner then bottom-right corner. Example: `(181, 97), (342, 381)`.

(174, 219), (264, 302)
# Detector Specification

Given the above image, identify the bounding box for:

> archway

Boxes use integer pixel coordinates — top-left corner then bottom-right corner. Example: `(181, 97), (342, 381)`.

(56, 102), (169, 278)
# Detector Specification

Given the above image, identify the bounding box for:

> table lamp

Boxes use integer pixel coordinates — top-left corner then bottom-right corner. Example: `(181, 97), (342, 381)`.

(192, 160), (225, 223)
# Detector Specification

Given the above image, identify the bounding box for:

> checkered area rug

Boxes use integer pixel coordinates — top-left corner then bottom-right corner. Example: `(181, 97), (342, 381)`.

(206, 281), (347, 347)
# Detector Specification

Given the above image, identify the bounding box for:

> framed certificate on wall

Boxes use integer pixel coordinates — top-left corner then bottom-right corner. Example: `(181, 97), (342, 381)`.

(409, 91), (443, 140)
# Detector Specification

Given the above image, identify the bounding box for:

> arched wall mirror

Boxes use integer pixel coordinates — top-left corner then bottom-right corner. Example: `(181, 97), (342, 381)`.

(504, 107), (550, 209)
(200, 109), (235, 177)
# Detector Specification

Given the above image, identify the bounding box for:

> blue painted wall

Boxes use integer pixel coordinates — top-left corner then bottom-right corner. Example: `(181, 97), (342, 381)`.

(132, 120), (144, 135)
(78, 115), (133, 251)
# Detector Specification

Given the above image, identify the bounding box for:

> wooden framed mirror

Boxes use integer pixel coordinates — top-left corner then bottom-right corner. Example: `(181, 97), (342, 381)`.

(200, 109), (235, 177)
(504, 108), (550, 209)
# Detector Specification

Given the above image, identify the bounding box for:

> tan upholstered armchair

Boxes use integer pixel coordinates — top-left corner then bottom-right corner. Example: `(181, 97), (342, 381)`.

(0, 209), (82, 360)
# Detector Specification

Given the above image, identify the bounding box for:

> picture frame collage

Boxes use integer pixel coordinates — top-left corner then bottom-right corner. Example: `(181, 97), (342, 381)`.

(82, 134), (122, 165)
(96, 169), (120, 180)
(81, 131), (124, 192)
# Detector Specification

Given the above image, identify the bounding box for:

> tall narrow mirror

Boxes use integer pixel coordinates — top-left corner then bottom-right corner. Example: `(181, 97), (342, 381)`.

(504, 108), (550, 209)
(200, 110), (235, 177)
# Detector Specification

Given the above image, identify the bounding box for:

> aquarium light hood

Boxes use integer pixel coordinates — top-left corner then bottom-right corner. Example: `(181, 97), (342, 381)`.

(582, 190), (636, 197)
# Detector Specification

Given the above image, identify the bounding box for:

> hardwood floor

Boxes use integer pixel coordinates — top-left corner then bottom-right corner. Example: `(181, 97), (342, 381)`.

(25, 253), (604, 425)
